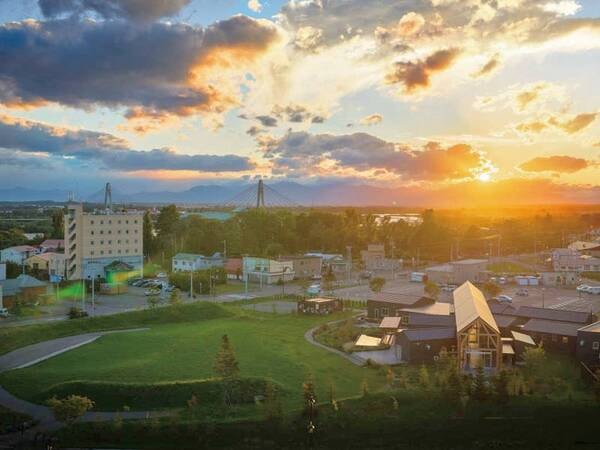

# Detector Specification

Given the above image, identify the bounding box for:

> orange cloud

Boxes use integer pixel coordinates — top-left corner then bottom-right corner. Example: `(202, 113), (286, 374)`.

(472, 54), (501, 78)
(519, 155), (590, 173)
(516, 121), (549, 133)
(549, 112), (598, 134)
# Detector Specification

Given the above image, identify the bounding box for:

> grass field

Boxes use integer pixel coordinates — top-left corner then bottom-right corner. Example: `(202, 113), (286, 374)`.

(0, 302), (385, 411)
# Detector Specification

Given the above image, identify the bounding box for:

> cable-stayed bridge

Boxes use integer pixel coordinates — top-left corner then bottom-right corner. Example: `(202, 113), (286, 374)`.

(224, 180), (301, 208)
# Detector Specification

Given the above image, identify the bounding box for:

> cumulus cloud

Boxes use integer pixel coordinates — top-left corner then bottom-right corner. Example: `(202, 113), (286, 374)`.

(385, 48), (460, 93)
(474, 81), (568, 113)
(472, 54), (501, 78)
(294, 26), (324, 51)
(515, 121), (549, 133)
(248, 0), (263, 13)
(0, 16), (281, 130)
(519, 155), (590, 173)
(359, 114), (383, 126)
(38, 0), (191, 21)
(260, 131), (490, 181)
(541, 1), (582, 16)
(0, 115), (252, 172)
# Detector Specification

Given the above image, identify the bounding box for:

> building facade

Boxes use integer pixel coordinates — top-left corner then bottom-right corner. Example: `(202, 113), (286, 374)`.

(24, 252), (66, 277)
(425, 259), (488, 285)
(0, 245), (38, 265)
(64, 203), (143, 281)
(283, 255), (322, 279)
(242, 256), (294, 284)
(172, 253), (224, 272)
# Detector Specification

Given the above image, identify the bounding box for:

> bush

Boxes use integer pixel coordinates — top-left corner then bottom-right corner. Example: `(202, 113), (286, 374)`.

(168, 268), (227, 295)
(67, 307), (88, 319)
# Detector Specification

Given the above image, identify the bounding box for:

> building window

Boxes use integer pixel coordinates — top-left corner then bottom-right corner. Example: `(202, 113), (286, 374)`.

(401, 315), (409, 325)
(100, 240), (104, 245)
(100, 220), (104, 225)
(108, 240), (112, 244)
(108, 220), (112, 224)
(90, 220), (94, 225)
(126, 220), (129, 224)
(118, 220), (121, 224)
(90, 241), (94, 245)
(118, 250), (121, 254)
(134, 220), (138, 224)
(562, 336), (569, 344)
(125, 249), (129, 254)
(382, 307), (389, 316)
(593, 342), (599, 350)
(100, 250), (104, 255)
(100, 230), (103, 235)
(91, 231), (94, 235)
(108, 230), (112, 234)
(126, 230), (129, 234)
(90, 251), (94, 255)
(551, 334), (557, 342)
(134, 229), (138, 233)
(108, 250), (112, 254)
(117, 240), (121, 244)
(374, 308), (380, 318)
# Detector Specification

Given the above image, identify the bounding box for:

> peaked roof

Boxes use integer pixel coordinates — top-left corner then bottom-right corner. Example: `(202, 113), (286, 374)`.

(522, 319), (581, 337)
(0, 274), (47, 295)
(453, 281), (499, 334)
(401, 327), (457, 342)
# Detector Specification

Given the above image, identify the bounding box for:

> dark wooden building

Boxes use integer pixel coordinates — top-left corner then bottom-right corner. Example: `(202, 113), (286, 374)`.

(576, 321), (600, 370)
(521, 319), (581, 354)
(396, 327), (457, 364)
(298, 297), (342, 315)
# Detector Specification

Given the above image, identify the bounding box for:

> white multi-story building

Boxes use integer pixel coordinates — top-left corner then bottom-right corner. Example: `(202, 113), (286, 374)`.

(64, 203), (143, 280)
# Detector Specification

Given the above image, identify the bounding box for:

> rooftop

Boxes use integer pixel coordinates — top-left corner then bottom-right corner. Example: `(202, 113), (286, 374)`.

(514, 306), (591, 324)
(379, 317), (402, 329)
(401, 327), (456, 342)
(355, 335), (382, 347)
(426, 264), (453, 273)
(578, 321), (600, 334)
(453, 281), (499, 334)
(521, 319), (582, 337)
(369, 292), (433, 306)
(451, 259), (488, 265)
(401, 302), (453, 316)
(511, 330), (536, 346)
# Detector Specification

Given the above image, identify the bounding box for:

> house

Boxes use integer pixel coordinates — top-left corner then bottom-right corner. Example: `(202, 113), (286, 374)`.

(568, 241), (600, 255)
(24, 252), (66, 277)
(396, 327), (457, 364)
(0, 245), (38, 265)
(552, 248), (600, 272)
(576, 321), (600, 370)
(454, 281), (502, 371)
(540, 271), (579, 286)
(281, 255), (322, 280)
(298, 297), (342, 314)
(425, 259), (488, 285)
(361, 244), (385, 270)
(306, 253), (351, 276)
(521, 319), (581, 353)
(242, 257), (294, 284)
(501, 331), (536, 367)
(172, 253), (224, 272)
(0, 274), (48, 308)
(224, 257), (243, 280)
(39, 239), (64, 253)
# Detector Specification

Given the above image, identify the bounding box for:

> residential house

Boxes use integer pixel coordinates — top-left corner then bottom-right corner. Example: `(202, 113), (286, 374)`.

(0, 274), (48, 308)
(40, 239), (65, 253)
(24, 252), (66, 278)
(224, 257), (243, 280)
(281, 255), (322, 280)
(242, 256), (294, 284)
(172, 253), (224, 272)
(0, 245), (38, 265)
(552, 248), (600, 272)
(521, 319), (581, 354)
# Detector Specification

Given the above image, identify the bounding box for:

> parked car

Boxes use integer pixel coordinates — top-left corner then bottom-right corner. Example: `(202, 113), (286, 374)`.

(0, 307), (9, 318)
(516, 288), (529, 296)
(360, 271), (373, 279)
(441, 284), (458, 292)
(128, 277), (142, 285)
(494, 295), (513, 303)
(588, 286), (600, 295)
(144, 288), (161, 296)
(306, 284), (322, 295)
(498, 277), (507, 285)
(576, 284), (591, 293)
(156, 272), (168, 278)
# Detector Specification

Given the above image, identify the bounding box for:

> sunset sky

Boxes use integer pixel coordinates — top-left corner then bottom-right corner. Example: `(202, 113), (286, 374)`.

(0, 0), (599, 203)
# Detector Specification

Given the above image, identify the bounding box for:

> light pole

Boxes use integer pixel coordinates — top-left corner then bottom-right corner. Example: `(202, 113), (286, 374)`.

(189, 270), (193, 299)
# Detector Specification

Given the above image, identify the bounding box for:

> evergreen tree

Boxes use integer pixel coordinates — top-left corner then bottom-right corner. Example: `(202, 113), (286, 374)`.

(213, 334), (239, 379)
(419, 364), (430, 389)
(493, 370), (510, 405)
(142, 211), (155, 257)
(264, 380), (283, 424)
(445, 366), (463, 405)
(472, 364), (488, 402)
(302, 378), (317, 417)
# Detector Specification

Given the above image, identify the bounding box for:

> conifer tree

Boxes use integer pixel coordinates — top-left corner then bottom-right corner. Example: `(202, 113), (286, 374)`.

(213, 334), (239, 379)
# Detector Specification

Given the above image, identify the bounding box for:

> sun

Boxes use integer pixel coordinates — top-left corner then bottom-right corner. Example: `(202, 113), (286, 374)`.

(478, 172), (492, 182)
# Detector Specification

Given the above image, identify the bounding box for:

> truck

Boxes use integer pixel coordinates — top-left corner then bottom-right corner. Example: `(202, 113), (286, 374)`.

(410, 272), (427, 283)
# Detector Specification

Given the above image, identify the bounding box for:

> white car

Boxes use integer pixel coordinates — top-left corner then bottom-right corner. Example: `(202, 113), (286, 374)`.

(0, 307), (9, 318)
(494, 295), (513, 303)
(576, 284), (591, 293)
(441, 284), (458, 292)
(588, 286), (600, 295)
(306, 284), (322, 295)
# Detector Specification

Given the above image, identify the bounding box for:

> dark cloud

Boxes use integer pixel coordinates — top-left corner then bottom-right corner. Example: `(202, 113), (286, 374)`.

(385, 48), (460, 93)
(38, 0), (191, 21)
(520, 155), (591, 174)
(0, 16), (280, 126)
(272, 104), (325, 124)
(261, 131), (487, 181)
(246, 125), (265, 136)
(0, 115), (252, 172)
(256, 115), (278, 127)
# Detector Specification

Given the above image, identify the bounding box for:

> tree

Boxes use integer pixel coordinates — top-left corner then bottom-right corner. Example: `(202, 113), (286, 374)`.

(302, 378), (317, 418)
(472, 364), (488, 402)
(322, 266), (336, 293)
(493, 370), (510, 405)
(142, 211), (156, 257)
(369, 277), (386, 293)
(213, 334), (239, 379)
(263, 380), (282, 424)
(4, 261), (21, 279)
(445, 365), (463, 405)
(482, 281), (501, 299)
(169, 288), (181, 305)
(47, 395), (94, 423)
(146, 295), (160, 309)
(51, 209), (64, 239)
(424, 281), (440, 300)
(419, 364), (430, 389)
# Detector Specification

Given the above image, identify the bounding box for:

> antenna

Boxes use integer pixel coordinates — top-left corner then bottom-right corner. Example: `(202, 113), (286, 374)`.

(104, 182), (112, 211)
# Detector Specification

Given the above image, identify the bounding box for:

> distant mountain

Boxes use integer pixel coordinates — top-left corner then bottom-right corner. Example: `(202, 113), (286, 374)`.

(0, 187), (70, 202)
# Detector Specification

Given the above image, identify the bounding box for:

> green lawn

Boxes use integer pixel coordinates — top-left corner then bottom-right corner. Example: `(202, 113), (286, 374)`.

(0, 306), (385, 411)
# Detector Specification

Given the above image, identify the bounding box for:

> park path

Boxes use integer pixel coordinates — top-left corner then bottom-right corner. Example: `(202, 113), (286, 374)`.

(0, 327), (175, 443)
(304, 319), (366, 367)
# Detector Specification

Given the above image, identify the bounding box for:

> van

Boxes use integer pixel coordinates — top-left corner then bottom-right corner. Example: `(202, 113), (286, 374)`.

(307, 284), (322, 296)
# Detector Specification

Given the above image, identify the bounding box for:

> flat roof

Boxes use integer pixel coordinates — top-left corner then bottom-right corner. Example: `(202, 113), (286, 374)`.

(502, 344), (515, 355)
(451, 259), (488, 265)
(402, 327), (456, 342)
(453, 281), (499, 334)
(511, 330), (536, 346)
(379, 317), (402, 329)
(355, 335), (382, 347)
(401, 302), (452, 316)
(304, 297), (336, 304)
(426, 264), (453, 273)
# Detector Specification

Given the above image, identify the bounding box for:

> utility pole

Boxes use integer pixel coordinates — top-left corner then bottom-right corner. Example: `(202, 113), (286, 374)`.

(81, 279), (85, 311)
(223, 240), (227, 259)
(189, 270), (193, 299)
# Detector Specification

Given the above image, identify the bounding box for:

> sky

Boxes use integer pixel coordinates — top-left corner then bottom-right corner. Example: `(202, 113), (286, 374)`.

(0, 0), (599, 203)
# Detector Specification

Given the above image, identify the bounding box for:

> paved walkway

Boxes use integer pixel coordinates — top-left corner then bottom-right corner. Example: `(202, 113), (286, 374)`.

(0, 328), (174, 442)
(304, 319), (366, 366)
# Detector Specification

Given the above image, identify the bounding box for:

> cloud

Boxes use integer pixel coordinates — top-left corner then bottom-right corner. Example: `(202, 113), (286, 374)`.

(38, 0), (191, 21)
(359, 114), (383, 126)
(549, 112), (598, 134)
(519, 155), (590, 173)
(256, 115), (278, 127)
(0, 16), (281, 130)
(248, 0), (263, 13)
(541, 1), (582, 16)
(474, 81), (568, 113)
(385, 48), (460, 93)
(260, 131), (490, 181)
(0, 115), (252, 172)
(515, 121), (549, 133)
(472, 55), (501, 78)
(294, 26), (324, 51)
